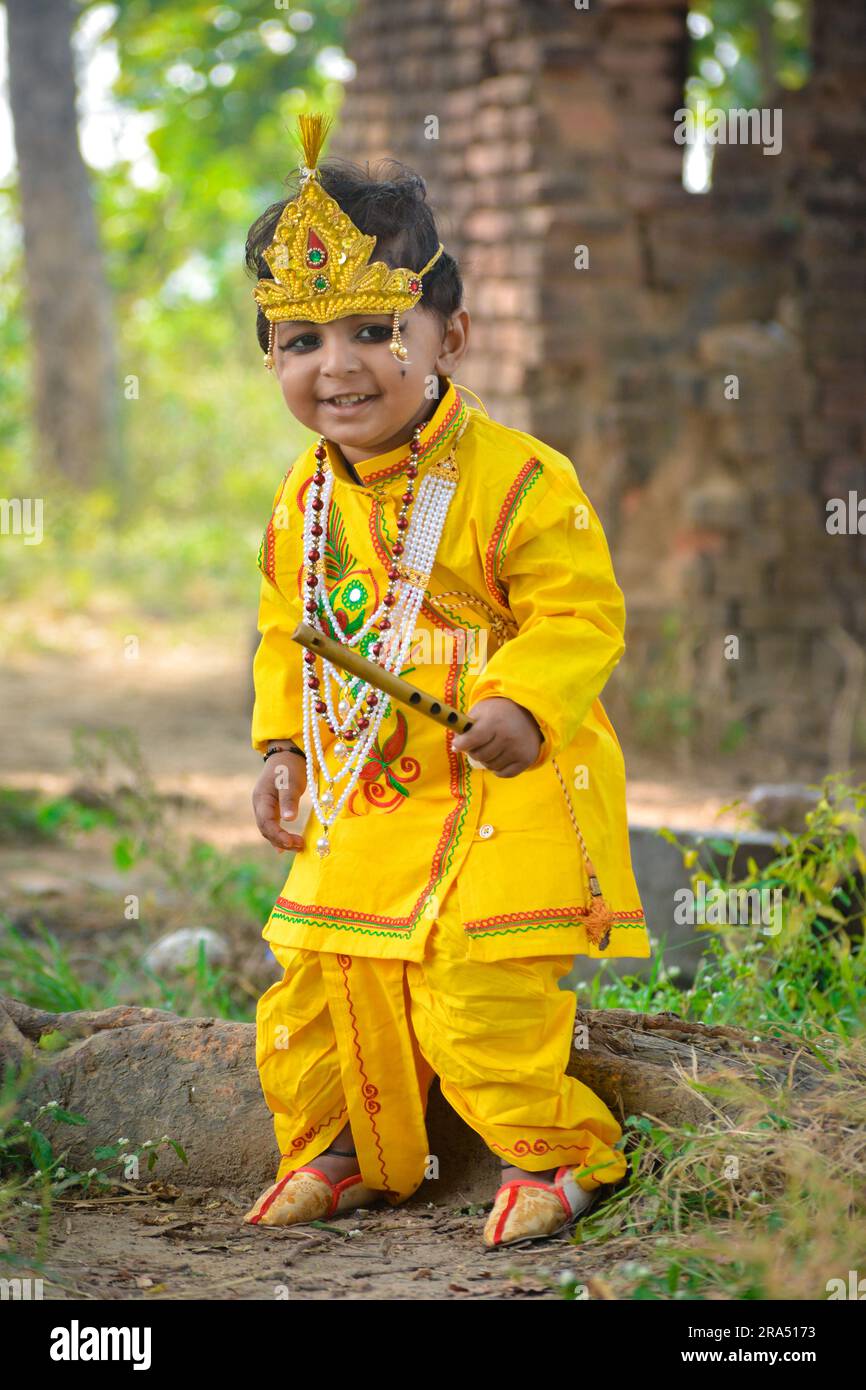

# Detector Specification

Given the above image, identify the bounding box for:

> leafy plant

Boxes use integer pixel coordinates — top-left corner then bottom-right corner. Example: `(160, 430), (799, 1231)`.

(0, 1059), (188, 1268)
(0, 787), (116, 845)
(580, 774), (866, 1044)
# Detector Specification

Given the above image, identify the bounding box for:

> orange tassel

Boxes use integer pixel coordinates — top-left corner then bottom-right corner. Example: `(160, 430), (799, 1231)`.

(551, 759), (615, 953)
(584, 893), (613, 950)
(583, 866), (613, 950)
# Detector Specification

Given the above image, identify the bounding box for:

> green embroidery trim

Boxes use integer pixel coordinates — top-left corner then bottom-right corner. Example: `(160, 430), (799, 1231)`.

(486, 458), (544, 606)
(325, 499), (352, 585)
(270, 906), (418, 940)
(465, 914), (647, 938)
(361, 393), (467, 485)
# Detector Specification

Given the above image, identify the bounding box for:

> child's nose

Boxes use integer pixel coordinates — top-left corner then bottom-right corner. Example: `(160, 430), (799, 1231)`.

(320, 335), (362, 377)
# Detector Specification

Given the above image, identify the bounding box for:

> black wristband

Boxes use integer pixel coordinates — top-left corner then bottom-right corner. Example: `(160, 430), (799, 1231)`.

(263, 744), (305, 762)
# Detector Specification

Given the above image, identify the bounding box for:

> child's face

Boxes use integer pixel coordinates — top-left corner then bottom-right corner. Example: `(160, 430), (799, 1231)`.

(271, 305), (469, 464)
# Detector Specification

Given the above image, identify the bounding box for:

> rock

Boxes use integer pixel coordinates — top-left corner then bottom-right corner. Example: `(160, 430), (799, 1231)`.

(142, 928), (230, 975)
(0, 994), (826, 1205)
(746, 784), (822, 833)
(6, 874), (68, 898)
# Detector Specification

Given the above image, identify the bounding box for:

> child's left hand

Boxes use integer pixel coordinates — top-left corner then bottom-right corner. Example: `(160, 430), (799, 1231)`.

(451, 697), (544, 777)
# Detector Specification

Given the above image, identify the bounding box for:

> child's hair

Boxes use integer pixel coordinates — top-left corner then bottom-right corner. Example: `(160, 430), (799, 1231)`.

(244, 156), (463, 354)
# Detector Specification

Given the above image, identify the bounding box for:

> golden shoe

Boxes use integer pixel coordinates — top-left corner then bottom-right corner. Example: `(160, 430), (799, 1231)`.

(483, 1165), (601, 1248)
(244, 1164), (382, 1228)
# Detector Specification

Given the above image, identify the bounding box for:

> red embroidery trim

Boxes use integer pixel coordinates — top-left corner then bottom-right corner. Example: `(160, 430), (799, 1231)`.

(464, 907), (646, 933)
(275, 897), (415, 930)
(284, 1104), (348, 1155)
(488, 1138), (591, 1160)
(483, 456), (543, 609)
(356, 391), (465, 485)
(259, 466), (293, 585)
(336, 954), (394, 1196)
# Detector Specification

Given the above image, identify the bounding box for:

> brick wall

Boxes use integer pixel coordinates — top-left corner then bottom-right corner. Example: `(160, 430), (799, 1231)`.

(331, 0), (866, 777)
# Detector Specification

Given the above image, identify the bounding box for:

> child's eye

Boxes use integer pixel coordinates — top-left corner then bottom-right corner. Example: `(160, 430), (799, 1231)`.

(280, 324), (393, 353)
(281, 332), (318, 352)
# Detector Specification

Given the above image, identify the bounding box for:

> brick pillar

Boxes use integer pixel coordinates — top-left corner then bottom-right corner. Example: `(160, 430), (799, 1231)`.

(331, 0), (866, 775)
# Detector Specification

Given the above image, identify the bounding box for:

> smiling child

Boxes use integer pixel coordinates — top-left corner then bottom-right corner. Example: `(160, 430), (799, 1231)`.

(242, 113), (649, 1248)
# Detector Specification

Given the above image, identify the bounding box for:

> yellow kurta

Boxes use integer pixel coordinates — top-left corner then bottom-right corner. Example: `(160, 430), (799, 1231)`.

(252, 377), (649, 965)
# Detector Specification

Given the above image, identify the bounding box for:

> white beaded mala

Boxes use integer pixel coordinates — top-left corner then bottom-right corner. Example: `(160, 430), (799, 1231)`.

(300, 427), (461, 858)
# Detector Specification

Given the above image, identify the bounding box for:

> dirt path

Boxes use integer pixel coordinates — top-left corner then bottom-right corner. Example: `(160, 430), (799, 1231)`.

(12, 1186), (651, 1301)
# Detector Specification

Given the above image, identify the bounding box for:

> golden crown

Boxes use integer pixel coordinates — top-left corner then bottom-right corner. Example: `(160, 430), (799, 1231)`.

(254, 112), (444, 365)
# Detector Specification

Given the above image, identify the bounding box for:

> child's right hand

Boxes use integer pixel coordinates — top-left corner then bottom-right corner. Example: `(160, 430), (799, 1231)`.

(252, 753), (308, 853)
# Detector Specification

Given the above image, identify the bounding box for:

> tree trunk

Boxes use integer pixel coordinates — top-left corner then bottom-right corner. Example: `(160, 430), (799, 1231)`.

(0, 994), (825, 1205)
(5, 0), (120, 488)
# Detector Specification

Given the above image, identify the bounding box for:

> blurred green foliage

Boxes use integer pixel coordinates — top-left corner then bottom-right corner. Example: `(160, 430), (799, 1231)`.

(687, 0), (811, 113)
(0, 1), (356, 610)
(0, 0), (811, 614)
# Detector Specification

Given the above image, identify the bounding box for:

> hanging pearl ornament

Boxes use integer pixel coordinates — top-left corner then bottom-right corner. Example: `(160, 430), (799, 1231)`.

(301, 425), (460, 857)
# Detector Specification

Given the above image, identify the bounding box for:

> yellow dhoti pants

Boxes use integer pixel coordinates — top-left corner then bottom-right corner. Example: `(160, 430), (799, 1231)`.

(255, 876), (629, 1205)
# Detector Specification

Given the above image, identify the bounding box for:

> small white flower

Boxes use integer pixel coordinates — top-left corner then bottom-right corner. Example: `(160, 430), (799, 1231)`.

(55, 1167), (66, 1179)
(87, 1167), (98, 1177)
(117, 1137), (130, 1146)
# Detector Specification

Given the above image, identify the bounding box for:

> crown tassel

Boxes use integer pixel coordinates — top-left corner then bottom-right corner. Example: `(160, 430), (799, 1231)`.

(297, 112), (334, 174)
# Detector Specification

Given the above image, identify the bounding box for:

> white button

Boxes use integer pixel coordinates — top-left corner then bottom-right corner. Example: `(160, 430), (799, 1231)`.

(478, 823), (495, 839)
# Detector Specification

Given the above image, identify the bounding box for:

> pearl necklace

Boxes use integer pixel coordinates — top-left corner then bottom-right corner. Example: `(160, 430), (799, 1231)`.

(301, 424), (460, 857)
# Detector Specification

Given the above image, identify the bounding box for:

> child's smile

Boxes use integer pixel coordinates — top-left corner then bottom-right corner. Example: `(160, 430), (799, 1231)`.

(272, 306), (469, 466)
(319, 391), (380, 415)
